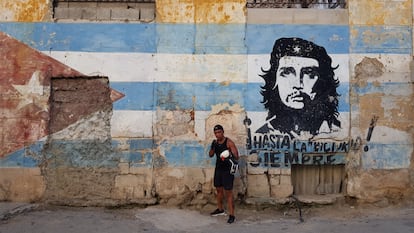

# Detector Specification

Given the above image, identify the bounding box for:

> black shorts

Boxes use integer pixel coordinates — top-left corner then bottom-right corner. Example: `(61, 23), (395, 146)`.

(213, 168), (234, 190)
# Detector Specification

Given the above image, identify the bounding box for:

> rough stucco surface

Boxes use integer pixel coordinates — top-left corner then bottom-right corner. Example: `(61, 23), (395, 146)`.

(41, 77), (118, 205)
(0, 168), (45, 202)
(348, 0), (411, 25)
(347, 169), (412, 203)
(343, 1), (412, 203)
(156, 0), (246, 23)
(348, 55), (414, 202)
(353, 57), (413, 148)
(0, 0), (413, 207)
(0, 0), (50, 22)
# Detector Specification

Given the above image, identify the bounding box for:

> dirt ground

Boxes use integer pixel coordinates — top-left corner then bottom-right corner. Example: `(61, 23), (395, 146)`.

(1, 201), (414, 233)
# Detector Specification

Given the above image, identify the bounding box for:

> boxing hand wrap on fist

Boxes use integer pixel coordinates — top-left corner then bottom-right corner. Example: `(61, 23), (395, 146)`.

(210, 140), (217, 150)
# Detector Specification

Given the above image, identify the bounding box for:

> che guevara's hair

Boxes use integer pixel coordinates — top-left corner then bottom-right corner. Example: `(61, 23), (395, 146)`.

(260, 37), (341, 135)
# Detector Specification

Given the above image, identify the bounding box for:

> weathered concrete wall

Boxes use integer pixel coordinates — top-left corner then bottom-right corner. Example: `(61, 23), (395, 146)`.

(346, 0), (414, 204)
(0, 0), (413, 206)
(0, 168), (45, 202)
(0, 0), (51, 21)
(41, 77), (119, 205)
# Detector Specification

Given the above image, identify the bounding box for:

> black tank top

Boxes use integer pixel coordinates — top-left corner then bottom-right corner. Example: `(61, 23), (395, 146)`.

(213, 138), (230, 170)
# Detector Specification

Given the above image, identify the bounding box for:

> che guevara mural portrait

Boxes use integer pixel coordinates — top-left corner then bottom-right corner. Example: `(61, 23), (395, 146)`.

(246, 37), (351, 168)
(258, 37), (340, 137)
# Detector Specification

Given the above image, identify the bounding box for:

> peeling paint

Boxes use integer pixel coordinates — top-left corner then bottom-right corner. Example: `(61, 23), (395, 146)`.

(349, 0), (411, 25)
(355, 57), (385, 79)
(155, 109), (197, 141)
(219, 80), (231, 86)
(359, 93), (414, 133)
(0, 0), (50, 22)
(372, 80), (381, 87)
(210, 103), (244, 115)
(359, 93), (385, 128)
(156, 0), (195, 23)
(156, 0), (245, 23)
(383, 96), (414, 131)
(194, 0), (246, 24)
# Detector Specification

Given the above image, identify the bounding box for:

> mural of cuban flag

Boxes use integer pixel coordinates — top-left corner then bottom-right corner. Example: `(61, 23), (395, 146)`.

(0, 0), (412, 171)
(0, 31), (125, 168)
(0, 2), (249, 169)
(0, 6), (349, 169)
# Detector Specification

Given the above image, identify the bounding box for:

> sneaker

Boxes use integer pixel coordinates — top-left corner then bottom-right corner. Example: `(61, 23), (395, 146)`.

(227, 215), (235, 224)
(210, 209), (226, 216)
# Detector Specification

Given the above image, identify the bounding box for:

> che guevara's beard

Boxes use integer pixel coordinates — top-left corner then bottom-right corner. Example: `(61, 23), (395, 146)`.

(267, 93), (325, 136)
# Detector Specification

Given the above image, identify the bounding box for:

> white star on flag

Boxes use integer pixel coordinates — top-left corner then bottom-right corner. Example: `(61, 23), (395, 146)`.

(12, 71), (50, 111)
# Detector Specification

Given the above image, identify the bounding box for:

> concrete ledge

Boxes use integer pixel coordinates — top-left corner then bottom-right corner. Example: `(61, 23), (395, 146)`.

(245, 197), (290, 205)
(245, 194), (344, 206)
(295, 194), (344, 204)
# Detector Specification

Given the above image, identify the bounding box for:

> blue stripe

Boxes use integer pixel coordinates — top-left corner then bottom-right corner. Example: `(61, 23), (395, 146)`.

(0, 22), (157, 53)
(350, 26), (412, 54)
(156, 24), (196, 54)
(159, 141), (210, 167)
(246, 24), (350, 54)
(3, 139), (410, 169)
(157, 24), (246, 54)
(112, 82), (350, 112)
(112, 139), (154, 167)
(2, 23), (411, 54)
(44, 140), (119, 168)
(353, 82), (412, 96)
(362, 143), (411, 169)
(0, 151), (38, 167)
(111, 82), (155, 111)
(0, 142), (44, 167)
(156, 82), (246, 111)
(193, 24), (246, 54)
(112, 82), (247, 111)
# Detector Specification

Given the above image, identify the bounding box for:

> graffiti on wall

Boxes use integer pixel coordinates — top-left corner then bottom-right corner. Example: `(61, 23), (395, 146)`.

(245, 114), (362, 168)
(363, 116), (379, 152)
(247, 37), (348, 168)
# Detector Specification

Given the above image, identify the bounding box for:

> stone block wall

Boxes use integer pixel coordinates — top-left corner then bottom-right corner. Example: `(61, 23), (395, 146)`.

(54, 1), (155, 22)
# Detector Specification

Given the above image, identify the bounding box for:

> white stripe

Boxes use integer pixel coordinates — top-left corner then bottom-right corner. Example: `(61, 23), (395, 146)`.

(349, 54), (412, 82)
(111, 110), (154, 138)
(43, 51), (156, 82)
(43, 51), (247, 83)
(369, 126), (413, 145)
(111, 110), (350, 141)
(155, 53), (247, 83)
(194, 111), (210, 141)
(111, 110), (210, 141)
(44, 52), (410, 83)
